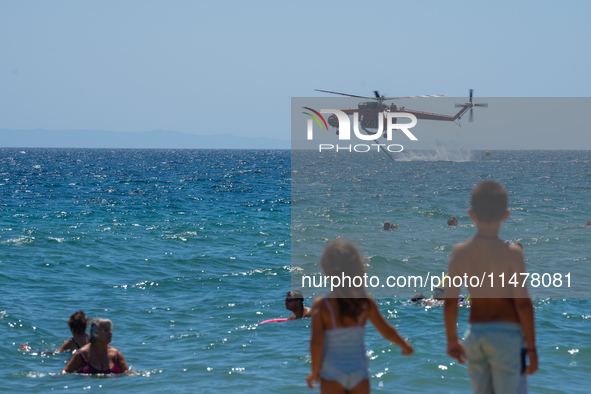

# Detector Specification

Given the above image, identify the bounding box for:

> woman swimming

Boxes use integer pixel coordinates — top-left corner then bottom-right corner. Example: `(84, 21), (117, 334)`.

(306, 239), (413, 393)
(19, 310), (90, 353)
(57, 310), (91, 352)
(62, 318), (128, 374)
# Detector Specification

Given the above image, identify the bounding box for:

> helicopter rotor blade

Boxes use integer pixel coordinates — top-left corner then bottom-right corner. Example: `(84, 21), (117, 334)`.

(456, 89), (486, 122)
(381, 94), (445, 101)
(314, 89), (374, 99)
(315, 89), (445, 101)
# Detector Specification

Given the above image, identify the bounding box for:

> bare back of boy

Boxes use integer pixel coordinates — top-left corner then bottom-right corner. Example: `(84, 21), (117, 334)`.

(447, 237), (527, 323)
(445, 234), (537, 378)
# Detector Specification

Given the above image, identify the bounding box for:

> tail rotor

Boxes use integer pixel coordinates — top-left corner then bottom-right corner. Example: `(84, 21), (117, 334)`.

(455, 89), (487, 122)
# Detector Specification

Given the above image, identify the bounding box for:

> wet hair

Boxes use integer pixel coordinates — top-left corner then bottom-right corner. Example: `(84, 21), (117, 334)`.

(390, 223), (398, 230)
(89, 318), (112, 343)
(320, 238), (368, 322)
(471, 181), (508, 223)
(447, 216), (458, 226)
(383, 221), (391, 230)
(288, 290), (305, 306)
(68, 311), (91, 335)
(411, 293), (424, 302)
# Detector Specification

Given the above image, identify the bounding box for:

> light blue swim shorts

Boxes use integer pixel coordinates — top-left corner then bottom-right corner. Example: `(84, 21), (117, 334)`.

(464, 323), (527, 394)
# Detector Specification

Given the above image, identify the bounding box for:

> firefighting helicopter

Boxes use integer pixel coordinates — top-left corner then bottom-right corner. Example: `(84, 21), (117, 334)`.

(314, 88), (487, 137)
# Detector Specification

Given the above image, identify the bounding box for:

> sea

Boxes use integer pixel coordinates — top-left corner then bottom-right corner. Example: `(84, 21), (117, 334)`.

(0, 148), (589, 393)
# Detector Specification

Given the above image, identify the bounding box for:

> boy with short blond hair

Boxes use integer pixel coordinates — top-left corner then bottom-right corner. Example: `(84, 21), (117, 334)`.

(444, 180), (537, 394)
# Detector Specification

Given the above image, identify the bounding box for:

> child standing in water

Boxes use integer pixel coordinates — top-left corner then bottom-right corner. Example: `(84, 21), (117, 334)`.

(306, 239), (413, 393)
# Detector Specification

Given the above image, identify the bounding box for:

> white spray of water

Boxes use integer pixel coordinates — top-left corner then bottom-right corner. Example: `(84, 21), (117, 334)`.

(397, 142), (472, 162)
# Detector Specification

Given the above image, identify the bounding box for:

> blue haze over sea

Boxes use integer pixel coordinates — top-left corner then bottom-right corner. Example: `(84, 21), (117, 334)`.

(1, 148), (589, 393)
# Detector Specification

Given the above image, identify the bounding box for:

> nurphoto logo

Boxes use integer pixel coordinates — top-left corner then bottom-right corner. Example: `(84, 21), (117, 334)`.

(303, 107), (418, 153)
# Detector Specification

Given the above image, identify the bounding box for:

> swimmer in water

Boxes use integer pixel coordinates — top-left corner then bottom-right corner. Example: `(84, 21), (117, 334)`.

(285, 291), (312, 320)
(447, 216), (458, 226)
(506, 240), (524, 250)
(62, 318), (129, 374)
(411, 288), (470, 307)
(411, 293), (425, 303)
(57, 311), (91, 352)
(19, 310), (91, 353)
(414, 288), (446, 306)
(383, 221), (391, 230)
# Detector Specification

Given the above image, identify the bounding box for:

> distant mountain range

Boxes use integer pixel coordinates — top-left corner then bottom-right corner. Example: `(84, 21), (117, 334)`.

(0, 129), (290, 149)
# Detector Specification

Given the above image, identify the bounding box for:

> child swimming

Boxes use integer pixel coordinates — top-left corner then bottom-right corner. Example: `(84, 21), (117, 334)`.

(306, 238), (413, 393)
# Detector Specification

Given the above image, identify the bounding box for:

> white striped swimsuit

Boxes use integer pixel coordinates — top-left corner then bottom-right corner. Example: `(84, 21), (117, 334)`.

(319, 299), (369, 390)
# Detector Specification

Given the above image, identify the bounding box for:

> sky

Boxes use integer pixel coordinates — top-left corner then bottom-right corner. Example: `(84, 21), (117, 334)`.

(1, 0), (590, 148)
